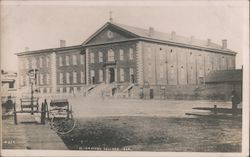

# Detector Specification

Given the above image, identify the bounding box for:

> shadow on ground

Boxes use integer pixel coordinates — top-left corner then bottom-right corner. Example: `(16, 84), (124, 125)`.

(59, 116), (242, 152)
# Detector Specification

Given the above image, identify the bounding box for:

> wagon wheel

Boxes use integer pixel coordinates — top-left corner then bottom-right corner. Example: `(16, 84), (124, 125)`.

(50, 111), (76, 135)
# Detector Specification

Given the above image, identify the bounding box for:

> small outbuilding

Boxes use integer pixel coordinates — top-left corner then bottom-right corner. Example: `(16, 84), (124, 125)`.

(204, 69), (242, 100)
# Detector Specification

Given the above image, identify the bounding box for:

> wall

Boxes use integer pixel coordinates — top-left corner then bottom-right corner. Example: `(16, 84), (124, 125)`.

(86, 41), (138, 84)
(130, 83), (241, 101)
(18, 52), (52, 94)
(141, 41), (236, 86)
(56, 49), (86, 93)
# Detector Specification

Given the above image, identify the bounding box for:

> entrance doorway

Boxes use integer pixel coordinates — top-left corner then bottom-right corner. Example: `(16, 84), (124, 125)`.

(130, 74), (135, 83)
(92, 76), (95, 84)
(109, 68), (115, 83)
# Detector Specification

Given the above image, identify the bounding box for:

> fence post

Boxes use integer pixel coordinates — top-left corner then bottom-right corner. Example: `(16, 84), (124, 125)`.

(41, 102), (45, 124)
(214, 105), (217, 115)
(45, 100), (49, 119)
(13, 103), (17, 125)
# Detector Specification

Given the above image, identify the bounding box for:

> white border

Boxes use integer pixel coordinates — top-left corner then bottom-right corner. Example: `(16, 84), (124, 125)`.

(1, 1), (249, 157)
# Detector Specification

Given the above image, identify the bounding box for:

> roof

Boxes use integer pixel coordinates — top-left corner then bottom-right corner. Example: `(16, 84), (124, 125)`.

(109, 22), (236, 54)
(16, 45), (82, 56)
(16, 21), (237, 56)
(205, 69), (242, 83)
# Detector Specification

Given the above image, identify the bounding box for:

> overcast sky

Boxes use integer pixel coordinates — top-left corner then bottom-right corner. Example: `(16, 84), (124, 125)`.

(1, 1), (248, 71)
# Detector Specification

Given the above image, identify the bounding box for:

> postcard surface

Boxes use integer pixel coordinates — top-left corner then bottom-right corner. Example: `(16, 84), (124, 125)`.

(1, 1), (249, 157)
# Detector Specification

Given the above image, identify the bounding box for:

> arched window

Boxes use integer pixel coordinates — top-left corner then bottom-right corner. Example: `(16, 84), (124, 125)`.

(66, 72), (70, 84)
(99, 52), (103, 62)
(59, 56), (63, 66)
(66, 56), (70, 65)
(99, 70), (103, 82)
(108, 49), (115, 61)
(90, 53), (95, 63)
(80, 71), (85, 83)
(129, 48), (134, 60)
(119, 49), (124, 60)
(73, 55), (77, 65)
(120, 68), (124, 81)
(73, 71), (77, 83)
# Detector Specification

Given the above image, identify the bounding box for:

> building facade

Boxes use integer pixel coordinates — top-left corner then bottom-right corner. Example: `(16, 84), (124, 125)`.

(1, 71), (18, 100)
(16, 22), (237, 98)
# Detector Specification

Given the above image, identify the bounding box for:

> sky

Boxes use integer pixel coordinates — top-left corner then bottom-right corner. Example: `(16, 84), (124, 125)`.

(0, 1), (248, 71)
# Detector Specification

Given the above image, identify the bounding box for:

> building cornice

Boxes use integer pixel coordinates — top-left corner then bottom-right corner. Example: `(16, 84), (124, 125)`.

(16, 37), (237, 57)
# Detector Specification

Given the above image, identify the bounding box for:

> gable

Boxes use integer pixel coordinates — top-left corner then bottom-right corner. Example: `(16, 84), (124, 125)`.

(83, 24), (138, 45)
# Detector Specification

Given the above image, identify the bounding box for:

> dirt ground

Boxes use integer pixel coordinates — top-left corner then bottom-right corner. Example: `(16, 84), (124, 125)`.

(57, 98), (242, 152)
(2, 98), (242, 152)
(61, 115), (242, 152)
(66, 97), (234, 118)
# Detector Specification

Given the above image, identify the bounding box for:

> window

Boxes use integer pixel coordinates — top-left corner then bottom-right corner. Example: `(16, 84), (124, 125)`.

(91, 70), (95, 77)
(31, 58), (37, 69)
(159, 66), (164, 78)
(129, 68), (134, 75)
(20, 75), (24, 86)
(21, 61), (24, 69)
(60, 88), (64, 93)
(39, 57), (43, 67)
(73, 55), (77, 65)
(99, 70), (103, 82)
(40, 74), (44, 85)
(90, 53), (95, 63)
(91, 70), (95, 84)
(159, 51), (164, 61)
(119, 49), (124, 60)
(81, 71), (85, 83)
(148, 64), (152, 78)
(80, 54), (84, 64)
(147, 53), (151, 59)
(60, 73), (63, 84)
(26, 75), (29, 85)
(66, 72), (70, 84)
(46, 74), (50, 84)
(46, 56), (50, 67)
(59, 56), (63, 66)
(120, 68), (124, 81)
(44, 74), (47, 84)
(73, 87), (77, 93)
(108, 49), (115, 61)
(66, 56), (70, 65)
(129, 68), (134, 82)
(47, 88), (50, 93)
(66, 87), (70, 93)
(73, 71), (77, 83)
(25, 59), (29, 69)
(129, 48), (134, 60)
(9, 82), (14, 88)
(40, 88), (44, 94)
(99, 52), (103, 63)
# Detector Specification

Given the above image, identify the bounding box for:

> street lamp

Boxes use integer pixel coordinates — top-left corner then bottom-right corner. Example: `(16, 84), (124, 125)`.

(28, 69), (39, 114)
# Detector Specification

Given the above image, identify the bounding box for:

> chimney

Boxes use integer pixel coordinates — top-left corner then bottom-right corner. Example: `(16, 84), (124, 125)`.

(60, 40), (66, 47)
(148, 27), (154, 37)
(222, 39), (227, 49)
(190, 36), (194, 43)
(207, 39), (211, 46)
(25, 47), (29, 52)
(171, 31), (176, 40)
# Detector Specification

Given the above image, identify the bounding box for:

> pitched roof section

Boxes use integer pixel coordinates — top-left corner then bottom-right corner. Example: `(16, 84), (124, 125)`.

(82, 22), (236, 55)
(205, 69), (242, 83)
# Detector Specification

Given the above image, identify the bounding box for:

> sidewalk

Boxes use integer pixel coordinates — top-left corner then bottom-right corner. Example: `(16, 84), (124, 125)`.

(2, 114), (67, 150)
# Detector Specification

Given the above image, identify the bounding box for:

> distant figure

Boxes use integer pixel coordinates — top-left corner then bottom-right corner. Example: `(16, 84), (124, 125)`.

(5, 96), (14, 113)
(231, 90), (240, 116)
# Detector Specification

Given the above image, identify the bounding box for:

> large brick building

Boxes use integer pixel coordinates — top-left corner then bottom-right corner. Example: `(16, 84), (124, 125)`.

(16, 21), (237, 99)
